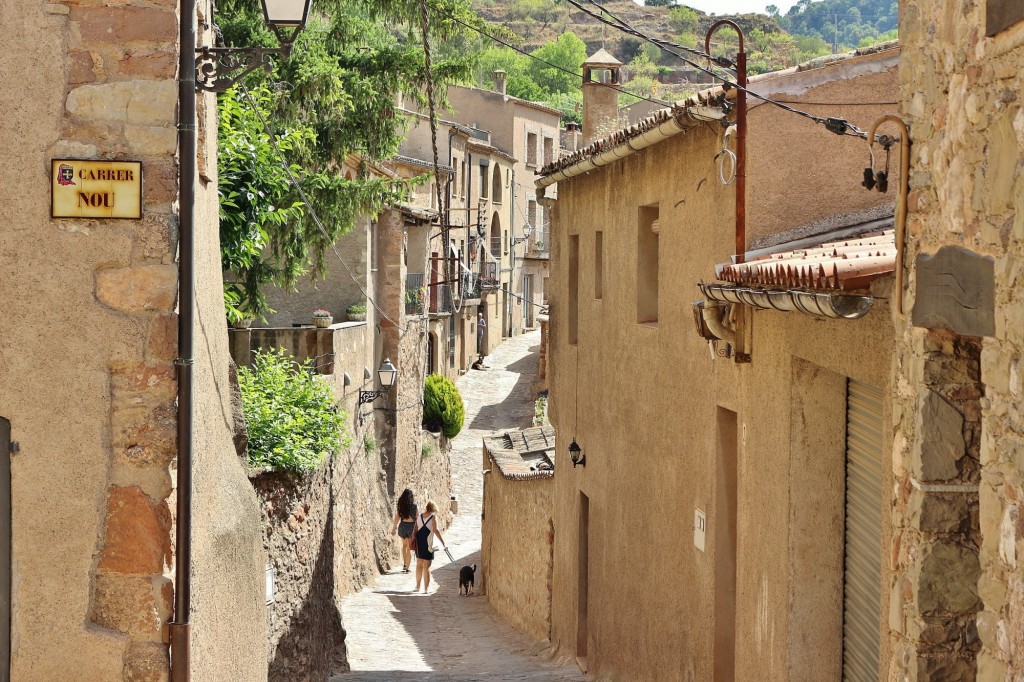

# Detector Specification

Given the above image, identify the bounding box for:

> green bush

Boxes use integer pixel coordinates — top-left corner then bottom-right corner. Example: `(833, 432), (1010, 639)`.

(423, 374), (465, 439)
(238, 348), (348, 472)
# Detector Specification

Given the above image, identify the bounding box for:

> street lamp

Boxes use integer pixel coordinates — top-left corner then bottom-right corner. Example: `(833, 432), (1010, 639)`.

(195, 0), (313, 92)
(513, 222), (533, 246)
(568, 438), (586, 468)
(359, 358), (398, 406)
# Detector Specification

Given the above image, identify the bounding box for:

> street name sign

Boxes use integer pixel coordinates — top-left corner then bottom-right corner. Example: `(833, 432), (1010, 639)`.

(51, 159), (143, 219)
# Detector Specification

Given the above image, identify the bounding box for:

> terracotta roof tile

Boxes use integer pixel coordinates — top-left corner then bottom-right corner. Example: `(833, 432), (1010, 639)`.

(483, 425), (556, 480)
(717, 229), (896, 292)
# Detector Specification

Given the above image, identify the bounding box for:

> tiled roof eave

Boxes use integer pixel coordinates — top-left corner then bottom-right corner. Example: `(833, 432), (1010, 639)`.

(537, 99), (727, 186)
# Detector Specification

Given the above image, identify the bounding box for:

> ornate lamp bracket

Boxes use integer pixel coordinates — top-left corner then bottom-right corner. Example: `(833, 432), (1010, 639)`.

(195, 44), (291, 93)
(358, 389), (388, 407)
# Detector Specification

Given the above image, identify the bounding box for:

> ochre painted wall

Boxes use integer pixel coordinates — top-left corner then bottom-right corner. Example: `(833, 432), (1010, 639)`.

(546, 108), (895, 680)
(481, 454), (553, 643)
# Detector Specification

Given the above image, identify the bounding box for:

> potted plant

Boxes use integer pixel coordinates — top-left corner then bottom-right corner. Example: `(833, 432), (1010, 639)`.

(232, 317), (254, 329)
(312, 308), (333, 327)
(346, 303), (367, 322)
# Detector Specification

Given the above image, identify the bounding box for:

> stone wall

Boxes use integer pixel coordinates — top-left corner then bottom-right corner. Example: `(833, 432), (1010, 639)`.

(481, 452), (554, 643)
(893, 4), (1024, 679)
(0, 0), (266, 679)
(262, 215), (371, 328)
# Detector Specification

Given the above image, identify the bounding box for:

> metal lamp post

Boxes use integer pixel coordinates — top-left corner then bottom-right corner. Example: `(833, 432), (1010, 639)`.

(195, 0), (313, 92)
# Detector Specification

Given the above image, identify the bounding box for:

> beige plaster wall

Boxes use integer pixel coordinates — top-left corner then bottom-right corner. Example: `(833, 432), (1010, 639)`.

(189, 55), (268, 681)
(547, 121), (895, 680)
(0, 1), (266, 679)
(892, 4), (1024, 679)
(747, 50), (901, 246)
(481, 454), (553, 643)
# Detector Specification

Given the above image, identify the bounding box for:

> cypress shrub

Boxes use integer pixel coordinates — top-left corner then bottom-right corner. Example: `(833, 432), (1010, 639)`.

(423, 373), (465, 439)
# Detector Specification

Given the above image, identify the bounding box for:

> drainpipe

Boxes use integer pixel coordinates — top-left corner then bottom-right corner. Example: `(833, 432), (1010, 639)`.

(867, 115), (910, 318)
(170, 0), (196, 677)
(705, 21), (746, 264)
(701, 300), (736, 346)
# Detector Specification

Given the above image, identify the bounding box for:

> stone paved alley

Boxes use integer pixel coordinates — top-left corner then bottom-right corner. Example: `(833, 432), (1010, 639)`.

(335, 331), (588, 682)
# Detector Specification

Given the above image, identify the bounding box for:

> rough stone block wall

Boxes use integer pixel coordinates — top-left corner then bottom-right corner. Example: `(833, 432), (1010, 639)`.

(0, 1), (267, 679)
(895, 3), (1024, 679)
(481, 457), (554, 643)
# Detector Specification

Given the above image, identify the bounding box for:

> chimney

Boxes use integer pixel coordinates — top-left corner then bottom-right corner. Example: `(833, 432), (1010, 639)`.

(581, 49), (622, 145)
(562, 122), (581, 153)
(493, 69), (507, 96)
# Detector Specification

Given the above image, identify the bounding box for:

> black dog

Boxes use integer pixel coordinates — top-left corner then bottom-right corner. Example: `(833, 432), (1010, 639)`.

(459, 564), (477, 595)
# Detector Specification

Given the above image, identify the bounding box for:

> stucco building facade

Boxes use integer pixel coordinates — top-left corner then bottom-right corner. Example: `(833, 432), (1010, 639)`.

(447, 80), (561, 339)
(539, 46), (903, 681)
(0, 0), (266, 679)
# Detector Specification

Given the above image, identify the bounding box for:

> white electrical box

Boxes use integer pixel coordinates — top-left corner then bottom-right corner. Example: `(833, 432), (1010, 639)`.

(694, 509), (707, 552)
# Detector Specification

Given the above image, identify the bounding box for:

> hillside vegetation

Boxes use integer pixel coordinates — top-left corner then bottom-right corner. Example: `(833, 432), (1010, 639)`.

(464, 0), (896, 116)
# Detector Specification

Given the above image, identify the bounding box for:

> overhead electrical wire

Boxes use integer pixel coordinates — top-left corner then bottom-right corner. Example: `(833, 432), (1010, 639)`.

(566, 0), (879, 140)
(442, 13), (672, 107)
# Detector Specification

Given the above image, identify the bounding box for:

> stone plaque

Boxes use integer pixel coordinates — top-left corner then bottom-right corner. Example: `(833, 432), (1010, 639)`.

(913, 246), (995, 337)
(51, 159), (143, 219)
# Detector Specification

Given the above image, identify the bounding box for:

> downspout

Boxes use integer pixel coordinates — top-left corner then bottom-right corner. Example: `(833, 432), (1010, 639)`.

(705, 21), (746, 264)
(867, 115), (910, 318)
(170, 0), (196, 677)
(701, 300), (736, 346)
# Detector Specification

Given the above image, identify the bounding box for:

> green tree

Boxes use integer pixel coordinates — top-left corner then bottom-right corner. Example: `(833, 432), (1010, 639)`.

(215, 0), (487, 319)
(529, 32), (587, 95)
(619, 51), (660, 106)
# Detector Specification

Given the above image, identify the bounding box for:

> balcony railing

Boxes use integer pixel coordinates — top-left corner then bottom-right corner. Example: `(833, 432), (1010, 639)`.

(479, 261), (499, 289)
(405, 272), (426, 315)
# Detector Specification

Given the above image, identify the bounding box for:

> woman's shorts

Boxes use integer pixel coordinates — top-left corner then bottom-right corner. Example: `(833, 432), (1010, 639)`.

(398, 520), (414, 539)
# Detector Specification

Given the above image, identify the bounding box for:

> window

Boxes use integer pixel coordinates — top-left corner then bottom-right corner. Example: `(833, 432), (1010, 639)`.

(479, 164), (488, 199)
(526, 132), (538, 166)
(452, 156), (459, 197)
(527, 199), (537, 230)
(637, 205), (659, 325)
(461, 160), (466, 199)
(988, 0), (1024, 35)
(569, 234), (579, 345)
(492, 165), (503, 203)
(543, 137), (554, 166)
(594, 231), (603, 300)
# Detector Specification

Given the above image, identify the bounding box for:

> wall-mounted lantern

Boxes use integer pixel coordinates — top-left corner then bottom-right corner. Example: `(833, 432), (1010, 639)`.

(195, 0), (314, 92)
(568, 438), (586, 468)
(359, 358), (398, 406)
(513, 222), (533, 246)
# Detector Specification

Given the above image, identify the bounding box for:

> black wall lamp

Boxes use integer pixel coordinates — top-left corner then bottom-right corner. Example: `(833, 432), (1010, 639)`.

(359, 358), (398, 406)
(196, 0), (313, 92)
(568, 438), (586, 468)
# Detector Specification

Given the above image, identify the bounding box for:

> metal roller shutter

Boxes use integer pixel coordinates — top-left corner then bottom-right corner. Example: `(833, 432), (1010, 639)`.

(843, 379), (884, 682)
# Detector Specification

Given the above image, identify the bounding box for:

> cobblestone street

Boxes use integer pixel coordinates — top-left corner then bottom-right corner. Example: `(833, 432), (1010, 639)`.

(335, 331), (588, 681)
